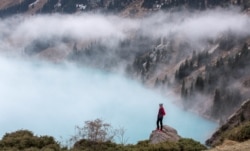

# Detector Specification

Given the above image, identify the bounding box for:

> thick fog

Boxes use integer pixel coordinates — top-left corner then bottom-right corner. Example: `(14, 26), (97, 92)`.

(141, 8), (250, 41)
(0, 8), (249, 54)
(0, 56), (217, 144)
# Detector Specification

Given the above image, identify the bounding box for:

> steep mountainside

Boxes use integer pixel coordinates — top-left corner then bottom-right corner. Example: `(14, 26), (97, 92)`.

(0, 0), (133, 17)
(1, 0), (250, 17)
(136, 35), (250, 122)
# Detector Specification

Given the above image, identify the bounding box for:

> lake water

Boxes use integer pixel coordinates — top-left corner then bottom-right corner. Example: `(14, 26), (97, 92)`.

(0, 56), (218, 145)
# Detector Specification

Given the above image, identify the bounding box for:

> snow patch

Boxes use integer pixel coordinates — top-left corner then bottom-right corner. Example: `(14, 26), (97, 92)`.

(208, 44), (219, 54)
(76, 4), (87, 10)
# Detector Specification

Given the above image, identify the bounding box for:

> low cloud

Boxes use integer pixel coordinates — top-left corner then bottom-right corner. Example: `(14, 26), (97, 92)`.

(0, 8), (249, 55)
(1, 14), (138, 50)
(141, 8), (250, 45)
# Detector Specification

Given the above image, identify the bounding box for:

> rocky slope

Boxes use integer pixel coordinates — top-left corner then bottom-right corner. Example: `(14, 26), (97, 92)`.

(206, 99), (250, 146)
(133, 32), (250, 121)
(0, 0), (25, 10)
(1, 0), (250, 17)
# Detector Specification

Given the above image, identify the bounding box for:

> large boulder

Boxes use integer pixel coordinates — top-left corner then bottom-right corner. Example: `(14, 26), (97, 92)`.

(149, 125), (181, 144)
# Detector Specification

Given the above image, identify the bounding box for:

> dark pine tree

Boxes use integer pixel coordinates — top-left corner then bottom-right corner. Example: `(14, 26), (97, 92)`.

(212, 88), (221, 118)
(195, 75), (204, 92)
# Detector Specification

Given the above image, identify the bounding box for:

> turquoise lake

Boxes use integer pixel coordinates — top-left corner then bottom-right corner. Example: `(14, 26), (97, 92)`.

(0, 57), (218, 144)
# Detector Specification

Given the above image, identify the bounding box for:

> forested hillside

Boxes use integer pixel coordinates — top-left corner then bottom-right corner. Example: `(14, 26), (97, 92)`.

(1, 0), (250, 17)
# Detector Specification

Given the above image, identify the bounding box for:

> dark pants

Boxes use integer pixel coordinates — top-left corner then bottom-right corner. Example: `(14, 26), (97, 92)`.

(156, 116), (163, 130)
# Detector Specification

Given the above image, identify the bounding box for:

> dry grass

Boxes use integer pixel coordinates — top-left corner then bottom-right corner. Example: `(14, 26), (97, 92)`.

(207, 140), (250, 151)
(0, 0), (24, 10)
(120, 0), (147, 18)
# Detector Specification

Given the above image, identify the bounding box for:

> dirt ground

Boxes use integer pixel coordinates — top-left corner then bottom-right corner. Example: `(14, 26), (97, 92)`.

(206, 140), (250, 151)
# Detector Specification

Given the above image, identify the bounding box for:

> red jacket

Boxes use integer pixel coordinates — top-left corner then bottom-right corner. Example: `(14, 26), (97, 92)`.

(158, 107), (166, 118)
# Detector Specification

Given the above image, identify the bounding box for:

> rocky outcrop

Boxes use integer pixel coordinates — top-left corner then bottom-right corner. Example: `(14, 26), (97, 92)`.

(149, 125), (181, 144)
(206, 99), (250, 147)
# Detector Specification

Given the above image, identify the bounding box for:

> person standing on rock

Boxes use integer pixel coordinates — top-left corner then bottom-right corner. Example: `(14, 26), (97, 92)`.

(157, 103), (166, 131)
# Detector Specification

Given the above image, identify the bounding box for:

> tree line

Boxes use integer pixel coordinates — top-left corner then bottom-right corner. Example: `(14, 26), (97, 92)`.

(177, 43), (250, 121)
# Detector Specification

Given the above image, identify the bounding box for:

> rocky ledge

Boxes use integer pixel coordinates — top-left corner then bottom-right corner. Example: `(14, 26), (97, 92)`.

(149, 125), (181, 144)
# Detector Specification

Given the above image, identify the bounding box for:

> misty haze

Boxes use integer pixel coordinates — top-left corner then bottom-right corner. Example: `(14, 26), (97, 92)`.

(1, 0), (250, 150)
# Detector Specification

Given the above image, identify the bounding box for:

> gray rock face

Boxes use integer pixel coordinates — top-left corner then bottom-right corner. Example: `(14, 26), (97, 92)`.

(149, 125), (181, 144)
